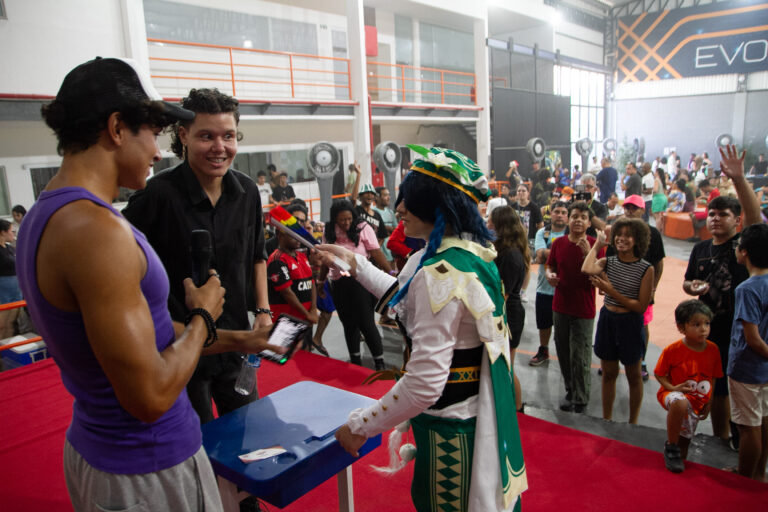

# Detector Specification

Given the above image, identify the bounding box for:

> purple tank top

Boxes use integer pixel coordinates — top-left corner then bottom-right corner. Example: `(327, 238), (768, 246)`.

(16, 187), (201, 474)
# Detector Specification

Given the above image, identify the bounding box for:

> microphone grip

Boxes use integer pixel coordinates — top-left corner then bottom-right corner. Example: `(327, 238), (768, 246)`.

(191, 229), (212, 287)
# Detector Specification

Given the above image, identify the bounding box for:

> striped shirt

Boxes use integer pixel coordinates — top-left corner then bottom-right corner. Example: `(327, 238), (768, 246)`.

(604, 255), (651, 308)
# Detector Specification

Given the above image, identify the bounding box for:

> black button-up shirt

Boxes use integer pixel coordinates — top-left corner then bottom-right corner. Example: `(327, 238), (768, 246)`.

(123, 161), (266, 331)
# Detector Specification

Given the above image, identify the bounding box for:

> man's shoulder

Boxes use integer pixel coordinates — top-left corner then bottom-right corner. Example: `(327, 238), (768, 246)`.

(228, 168), (258, 190)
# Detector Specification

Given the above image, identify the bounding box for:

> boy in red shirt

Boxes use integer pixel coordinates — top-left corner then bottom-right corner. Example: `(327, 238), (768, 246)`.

(267, 206), (318, 349)
(655, 300), (723, 473)
(546, 201), (605, 413)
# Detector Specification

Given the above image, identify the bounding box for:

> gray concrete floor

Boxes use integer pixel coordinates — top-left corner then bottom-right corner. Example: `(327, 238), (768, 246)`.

(310, 233), (744, 474)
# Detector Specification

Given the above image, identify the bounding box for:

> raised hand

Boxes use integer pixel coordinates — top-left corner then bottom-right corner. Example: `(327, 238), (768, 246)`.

(718, 144), (746, 181)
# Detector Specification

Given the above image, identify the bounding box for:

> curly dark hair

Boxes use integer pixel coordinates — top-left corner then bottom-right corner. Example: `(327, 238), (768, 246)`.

(324, 199), (362, 246)
(169, 88), (242, 159)
(610, 217), (650, 258)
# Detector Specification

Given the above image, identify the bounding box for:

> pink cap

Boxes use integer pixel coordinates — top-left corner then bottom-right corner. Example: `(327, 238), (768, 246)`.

(623, 195), (645, 208)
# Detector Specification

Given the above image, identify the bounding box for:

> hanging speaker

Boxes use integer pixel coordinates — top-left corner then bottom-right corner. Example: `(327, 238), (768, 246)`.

(716, 133), (733, 148)
(603, 138), (617, 154)
(526, 137), (546, 163)
(306, 142), (341, 180)
(373, 141), (401, 174)
(306, 142), (341, 222)
(575, 138), (593, 157)
(575, 138), (593, 175)
(373, 141), (402, 208)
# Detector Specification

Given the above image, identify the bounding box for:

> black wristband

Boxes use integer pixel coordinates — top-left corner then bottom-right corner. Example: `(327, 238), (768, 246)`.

(254, 307), (273, 318)
(185, 308), (218, 347)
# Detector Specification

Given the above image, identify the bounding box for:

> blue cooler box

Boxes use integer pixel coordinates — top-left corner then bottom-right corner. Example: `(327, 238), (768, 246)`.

(1, 334), (47, 369)
(202, 381), (381, 508)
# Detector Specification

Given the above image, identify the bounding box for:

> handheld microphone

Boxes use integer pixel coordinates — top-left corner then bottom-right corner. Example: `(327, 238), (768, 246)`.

(190, 229), (212, 286)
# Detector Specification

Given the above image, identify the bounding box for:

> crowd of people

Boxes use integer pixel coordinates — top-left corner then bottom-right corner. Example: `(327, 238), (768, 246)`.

(3, 55), (767, 512)
(479, 146), (767, 480)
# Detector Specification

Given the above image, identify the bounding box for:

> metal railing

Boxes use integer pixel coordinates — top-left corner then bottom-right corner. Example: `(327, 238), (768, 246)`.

(147, 38), (478, 107)
(147, 38), (352, 101)
(366, 60), (477, 105)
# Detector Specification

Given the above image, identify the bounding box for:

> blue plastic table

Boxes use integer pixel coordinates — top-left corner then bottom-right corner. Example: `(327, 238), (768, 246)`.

(202, 381), (381, 511)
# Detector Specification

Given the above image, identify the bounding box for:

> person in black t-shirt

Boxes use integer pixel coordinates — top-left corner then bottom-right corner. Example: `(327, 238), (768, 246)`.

(510, 183), (543, 252)
(749, 153), (767, 176)
(683, 145), (762, 445)
(353, 183), (388, 243)
(270, 172), (296, 204)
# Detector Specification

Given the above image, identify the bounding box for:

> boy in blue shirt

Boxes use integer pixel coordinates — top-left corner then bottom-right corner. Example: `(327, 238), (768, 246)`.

(731, 223), (768, 480)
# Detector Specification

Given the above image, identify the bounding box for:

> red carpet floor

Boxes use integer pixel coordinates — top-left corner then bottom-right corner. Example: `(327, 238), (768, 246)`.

(1, 354), (765, 512)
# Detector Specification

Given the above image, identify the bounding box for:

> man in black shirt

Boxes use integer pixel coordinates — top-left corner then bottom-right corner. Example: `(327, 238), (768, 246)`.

(123, 89), (272, 425)
(749, 153), (767, 176)
(511, 183), (544, 254)
(352, 183), (388, 242)
(270, 172), (296, 204)
(579, 174), (608, 237)
(683, 145), (762, 444)
(622, 162), (642, 197)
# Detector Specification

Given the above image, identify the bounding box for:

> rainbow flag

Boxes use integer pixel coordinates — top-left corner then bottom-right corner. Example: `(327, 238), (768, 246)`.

(268, 206), (318, 247)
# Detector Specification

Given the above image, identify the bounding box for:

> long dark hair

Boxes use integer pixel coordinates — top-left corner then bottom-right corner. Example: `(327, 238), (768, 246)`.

(324, 199), (362, 246)
(655, 166), (667, 192)
(491, 206), (530, 269)
(390, 170), (494, 306)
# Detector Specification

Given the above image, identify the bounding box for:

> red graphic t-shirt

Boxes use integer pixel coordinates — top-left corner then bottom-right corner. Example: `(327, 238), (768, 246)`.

(654, 339), (723, 415)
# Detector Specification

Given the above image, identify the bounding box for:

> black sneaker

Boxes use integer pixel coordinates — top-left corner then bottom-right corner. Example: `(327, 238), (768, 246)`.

(664, 442), (685, 473)
(560, 403), (586, 413)
(529, 347), (549, 366)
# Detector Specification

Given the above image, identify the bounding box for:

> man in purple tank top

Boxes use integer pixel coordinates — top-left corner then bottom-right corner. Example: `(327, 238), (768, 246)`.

(16, 58), (280, 511)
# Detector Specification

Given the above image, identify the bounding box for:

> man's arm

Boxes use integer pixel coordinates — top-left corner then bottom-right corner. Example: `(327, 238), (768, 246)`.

(48, 204), (225, 424)
(719, 145), (761, 227)
(349, 163), (361, 203)
(253, 260), (272, 328)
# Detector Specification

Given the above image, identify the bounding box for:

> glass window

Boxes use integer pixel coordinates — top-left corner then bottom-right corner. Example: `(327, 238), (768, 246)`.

(556, 64), (606, 166)
(144, 0), (317, 54)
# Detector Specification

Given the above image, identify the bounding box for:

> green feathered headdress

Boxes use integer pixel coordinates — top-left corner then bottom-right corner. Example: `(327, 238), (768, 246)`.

(407, 145), (490, 203)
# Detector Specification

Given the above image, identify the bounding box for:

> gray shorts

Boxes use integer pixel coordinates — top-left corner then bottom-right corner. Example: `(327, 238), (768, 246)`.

(64, 441), (223, 512)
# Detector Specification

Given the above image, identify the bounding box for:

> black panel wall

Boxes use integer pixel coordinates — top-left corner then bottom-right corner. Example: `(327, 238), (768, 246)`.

(491, 87), (571, 180)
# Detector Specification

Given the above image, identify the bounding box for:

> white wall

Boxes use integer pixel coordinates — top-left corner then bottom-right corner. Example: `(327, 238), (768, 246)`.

(554, 20), (603, 64)
(0, 0), (126, 95)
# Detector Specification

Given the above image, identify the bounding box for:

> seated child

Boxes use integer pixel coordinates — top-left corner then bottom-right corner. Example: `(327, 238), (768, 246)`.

(730, 223), (768, 481)
(654, 300), (722, 473)
(667, 179), (686, 213)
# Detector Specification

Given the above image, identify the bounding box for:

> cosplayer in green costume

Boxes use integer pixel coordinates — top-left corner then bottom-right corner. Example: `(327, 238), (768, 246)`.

(320, 145), (527, 511)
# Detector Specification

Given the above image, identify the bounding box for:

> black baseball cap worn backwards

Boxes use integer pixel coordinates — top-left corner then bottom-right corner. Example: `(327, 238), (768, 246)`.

(55, 56), (194, 122)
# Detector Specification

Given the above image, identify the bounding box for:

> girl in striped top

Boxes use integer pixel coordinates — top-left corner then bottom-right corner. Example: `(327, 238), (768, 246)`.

(583, 217), (654, 424)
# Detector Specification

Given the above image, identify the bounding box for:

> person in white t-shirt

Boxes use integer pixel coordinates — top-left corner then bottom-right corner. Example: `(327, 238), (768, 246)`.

(641, 162), (654, 222)
(256, 171), (272, 211)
